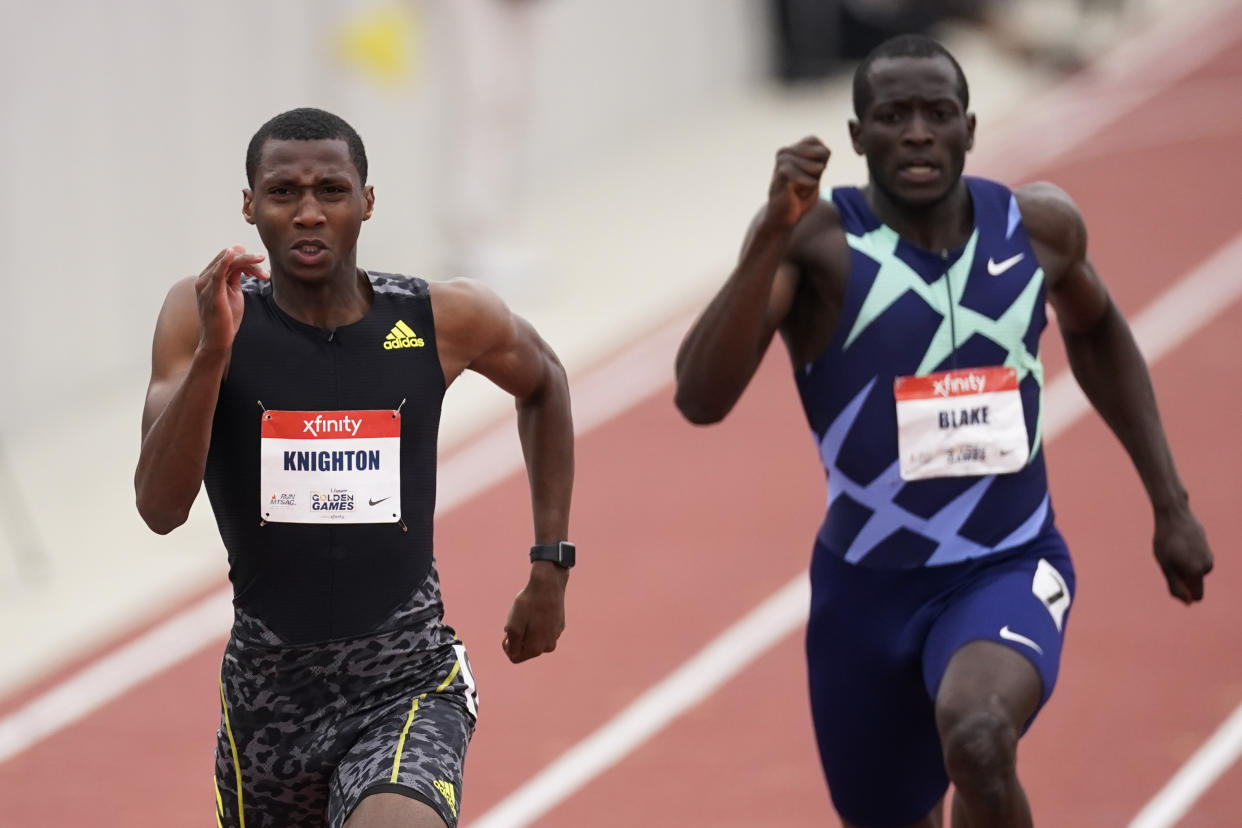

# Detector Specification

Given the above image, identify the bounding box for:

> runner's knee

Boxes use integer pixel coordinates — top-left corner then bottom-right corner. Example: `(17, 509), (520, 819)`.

(938, 704), (1018, 798)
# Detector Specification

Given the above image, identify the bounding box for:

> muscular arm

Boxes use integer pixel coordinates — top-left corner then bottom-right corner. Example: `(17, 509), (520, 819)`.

(674, 137), (831, 424)
(135, 247), (267, 534)
(1020, 183), (1212, 602)
(674, 213), (801, 423)
(433, 279), (574, 662)
(135, 278), (226, 533)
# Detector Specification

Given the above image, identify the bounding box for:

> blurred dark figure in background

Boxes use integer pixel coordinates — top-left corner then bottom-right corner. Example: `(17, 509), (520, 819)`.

(770, 0), (1132, 81)
(771, 0), (940, 79)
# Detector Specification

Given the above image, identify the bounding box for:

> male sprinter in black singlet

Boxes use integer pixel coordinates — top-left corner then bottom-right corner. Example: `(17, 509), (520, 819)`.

(676, 36), (1213, 828)
(135, 109), (575, 828)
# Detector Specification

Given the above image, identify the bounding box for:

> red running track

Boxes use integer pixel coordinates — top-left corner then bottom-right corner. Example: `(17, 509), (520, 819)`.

(2, 10), (1242, 827)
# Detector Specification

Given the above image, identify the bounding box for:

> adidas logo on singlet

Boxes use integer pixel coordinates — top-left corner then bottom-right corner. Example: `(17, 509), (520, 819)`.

(383, 320), (424, 350)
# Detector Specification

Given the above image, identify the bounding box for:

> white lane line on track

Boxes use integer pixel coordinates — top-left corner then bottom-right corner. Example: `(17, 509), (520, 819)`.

(1116, 241), (1242, 828)
(1128, 701), (1242, 828)
(0, 589), (234, 764)
(1043, 229), (1242, 438)
(971, 0), (1242, 177)
(470, 575), (812, 828)
(436, 314), (694, 517)
(0, 312), (697, 766)
(467, 230), (1242, 828)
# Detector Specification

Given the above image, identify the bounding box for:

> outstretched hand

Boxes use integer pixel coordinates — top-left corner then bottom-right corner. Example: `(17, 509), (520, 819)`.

(1153, 507), (1213, 603)
(195, 244), (268, 355)
(502, 562), (568, 663)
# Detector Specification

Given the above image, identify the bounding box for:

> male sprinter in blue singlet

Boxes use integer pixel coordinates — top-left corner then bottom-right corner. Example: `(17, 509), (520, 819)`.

(675, 36), (1213, 828)
(136, 109), (575, 828)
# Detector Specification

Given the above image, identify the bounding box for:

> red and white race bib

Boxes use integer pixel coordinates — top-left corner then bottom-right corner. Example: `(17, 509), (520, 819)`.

(894, 366), (1029, 481)
(259, 409), (402, 524)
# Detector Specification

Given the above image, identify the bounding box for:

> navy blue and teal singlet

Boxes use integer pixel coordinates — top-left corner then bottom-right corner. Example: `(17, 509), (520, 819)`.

(796, 176), (1053, 568)
(798, 178), (1076, 828)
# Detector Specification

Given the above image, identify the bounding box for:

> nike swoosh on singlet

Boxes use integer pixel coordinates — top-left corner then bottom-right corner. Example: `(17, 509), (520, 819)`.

(987, 253), (1025, 276)
(368, 497), (391, 506)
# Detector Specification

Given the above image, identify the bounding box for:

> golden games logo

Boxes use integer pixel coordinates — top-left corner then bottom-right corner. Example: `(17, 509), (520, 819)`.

(311, 489), (355, 512)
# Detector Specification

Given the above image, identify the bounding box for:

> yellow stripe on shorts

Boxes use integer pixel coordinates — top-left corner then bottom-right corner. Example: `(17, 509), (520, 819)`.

(219, 675), (246, 828)
(390, 656), (465, 783)
(391, 695), (423, 783)
(435, 659), (462, 693)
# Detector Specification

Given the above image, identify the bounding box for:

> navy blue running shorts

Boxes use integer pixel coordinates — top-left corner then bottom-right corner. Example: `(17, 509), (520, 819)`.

(805, 527), (1074, 827)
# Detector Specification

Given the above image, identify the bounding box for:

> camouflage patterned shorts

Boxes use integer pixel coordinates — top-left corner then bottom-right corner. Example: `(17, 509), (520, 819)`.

(213, 574), (479, 827)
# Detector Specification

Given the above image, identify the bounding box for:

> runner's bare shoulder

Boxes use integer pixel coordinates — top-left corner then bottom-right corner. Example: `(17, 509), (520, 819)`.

(1014, 182), (1087, 276)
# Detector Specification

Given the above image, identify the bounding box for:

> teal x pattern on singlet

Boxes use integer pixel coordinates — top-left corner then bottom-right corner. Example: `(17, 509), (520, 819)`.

(794, 177), (1056, 568)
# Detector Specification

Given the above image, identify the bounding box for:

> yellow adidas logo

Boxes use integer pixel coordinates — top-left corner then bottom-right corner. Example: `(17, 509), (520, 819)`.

(384, 320), (424, 350)
(433, 779), (458, 817)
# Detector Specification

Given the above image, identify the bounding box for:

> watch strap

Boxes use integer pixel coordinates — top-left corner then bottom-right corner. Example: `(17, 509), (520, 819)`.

(530, 541), (575, 567)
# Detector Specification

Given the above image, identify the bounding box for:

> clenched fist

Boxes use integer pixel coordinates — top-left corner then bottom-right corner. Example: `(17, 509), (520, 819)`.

(767, 136), (830, 229)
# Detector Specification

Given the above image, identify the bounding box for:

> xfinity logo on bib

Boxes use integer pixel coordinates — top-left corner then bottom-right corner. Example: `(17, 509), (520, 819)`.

(302, 414), (363, 437)
(933, 373), (987, 398)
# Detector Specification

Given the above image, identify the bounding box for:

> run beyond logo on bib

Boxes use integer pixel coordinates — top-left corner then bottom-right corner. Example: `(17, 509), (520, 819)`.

(259, 409), (402, 524)
(893, 366), (1029, 480)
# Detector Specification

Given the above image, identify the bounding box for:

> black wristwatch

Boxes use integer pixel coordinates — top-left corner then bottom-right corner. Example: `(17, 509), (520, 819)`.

(530, 541), (575, 568)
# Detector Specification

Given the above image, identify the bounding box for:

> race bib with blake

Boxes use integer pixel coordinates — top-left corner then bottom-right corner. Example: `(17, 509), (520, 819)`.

(260, 409), (401, 524)
(894, 366), (1029, 481)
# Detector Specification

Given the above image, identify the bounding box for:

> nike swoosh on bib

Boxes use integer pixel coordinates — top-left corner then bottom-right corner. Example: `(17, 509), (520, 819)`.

(987, 253), (1025, 276)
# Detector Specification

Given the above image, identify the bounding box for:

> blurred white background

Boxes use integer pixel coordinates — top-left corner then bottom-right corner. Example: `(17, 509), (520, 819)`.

(0, 0), (767, 430)
(0, 0), (777, 692)
(0, 0), (1184, 695)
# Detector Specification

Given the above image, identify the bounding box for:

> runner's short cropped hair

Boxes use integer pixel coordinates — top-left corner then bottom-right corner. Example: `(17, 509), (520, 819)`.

(246, 108), (368, 187)
(852, 34), (970, 118)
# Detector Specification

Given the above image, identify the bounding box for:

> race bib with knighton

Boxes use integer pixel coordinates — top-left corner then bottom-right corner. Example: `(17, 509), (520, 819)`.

(260, 409), (401, 524)
(894, 366), (1029, 481)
